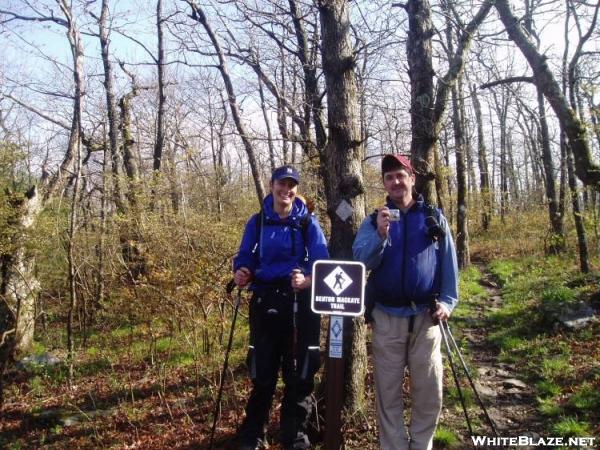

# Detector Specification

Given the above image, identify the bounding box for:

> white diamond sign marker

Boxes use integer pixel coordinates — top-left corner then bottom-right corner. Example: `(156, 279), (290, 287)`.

(323, 266), (353, 296)
(335, 200), (353, 222)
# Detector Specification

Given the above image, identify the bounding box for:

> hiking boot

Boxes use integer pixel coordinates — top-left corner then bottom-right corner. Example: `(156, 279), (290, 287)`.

(283, 432), (311, 450)
(237, 438), (267, 450)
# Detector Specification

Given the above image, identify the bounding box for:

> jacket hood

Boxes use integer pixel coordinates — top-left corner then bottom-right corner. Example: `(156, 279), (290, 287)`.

(263, 193), (308, 224)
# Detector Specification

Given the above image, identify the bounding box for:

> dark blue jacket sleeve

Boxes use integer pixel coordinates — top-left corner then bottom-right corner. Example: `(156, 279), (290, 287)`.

(306, 216), (329, 274)
(233, 214), (259, 274)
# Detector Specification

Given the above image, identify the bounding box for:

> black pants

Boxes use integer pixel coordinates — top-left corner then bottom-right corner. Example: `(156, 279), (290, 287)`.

(238, 287), (321, 446)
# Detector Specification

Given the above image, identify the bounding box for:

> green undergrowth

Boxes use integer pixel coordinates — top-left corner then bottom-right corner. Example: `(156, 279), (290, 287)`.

(433, 425), (461, 448)
(443, 254), (600, 440)
(483, 256), (599, 437)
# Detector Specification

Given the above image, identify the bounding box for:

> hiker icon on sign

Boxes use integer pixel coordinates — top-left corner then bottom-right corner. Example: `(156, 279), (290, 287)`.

(333, 272), (345, 289)
(324, 266), (353, 296)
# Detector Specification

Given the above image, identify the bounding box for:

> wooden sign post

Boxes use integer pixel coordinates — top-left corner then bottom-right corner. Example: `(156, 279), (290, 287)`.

(311, 260), (365, 450)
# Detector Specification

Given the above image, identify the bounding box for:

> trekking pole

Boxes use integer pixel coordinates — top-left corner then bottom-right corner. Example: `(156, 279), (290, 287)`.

(443, 322), (499, 437)
(290, 269), (301, 447)
(208, 279), (241, 450)
(439, 319), (474, 437)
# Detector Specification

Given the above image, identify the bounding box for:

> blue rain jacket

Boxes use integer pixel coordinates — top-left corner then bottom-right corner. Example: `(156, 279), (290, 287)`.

(352, 196), (458, 314)
(233, 194), (329, 286)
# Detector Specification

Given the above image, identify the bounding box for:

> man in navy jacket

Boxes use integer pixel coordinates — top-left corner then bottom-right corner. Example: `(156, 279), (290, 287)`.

(353, 154), (458, 450)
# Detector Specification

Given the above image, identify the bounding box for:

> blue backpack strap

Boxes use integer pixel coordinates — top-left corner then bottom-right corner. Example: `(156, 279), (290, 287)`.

(251, 211), (263, 259)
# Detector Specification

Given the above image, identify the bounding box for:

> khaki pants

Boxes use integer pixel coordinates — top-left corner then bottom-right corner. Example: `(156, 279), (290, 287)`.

(372, 308), (443, 450)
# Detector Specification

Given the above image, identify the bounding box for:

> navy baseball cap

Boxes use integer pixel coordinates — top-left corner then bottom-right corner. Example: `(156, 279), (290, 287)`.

(271, 165), (300, 184)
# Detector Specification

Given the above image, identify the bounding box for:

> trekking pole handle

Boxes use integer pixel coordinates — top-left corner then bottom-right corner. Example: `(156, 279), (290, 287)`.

(429, 298), (440, 325)
(226, 278), (236, 294)
(291, 268), (303, 293)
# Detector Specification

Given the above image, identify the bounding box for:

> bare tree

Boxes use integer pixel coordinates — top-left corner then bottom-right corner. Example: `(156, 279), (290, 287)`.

(92, 0), (127, 213)
(319, 0), (367, 425)
(0, 0), (87, 397)
(495, 0), (600, 188)
(401, 0), (494, 203)
(470, 82), (492, 230)
(186, 1), (266, 205)
(562, 0), (598, 272)
(154, 0), (166, 174)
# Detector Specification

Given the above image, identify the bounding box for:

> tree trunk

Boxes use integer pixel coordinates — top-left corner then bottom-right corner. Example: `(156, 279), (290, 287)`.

(451, 79), (470, 268)
(95, 135), (108, 314)
(490, 89), (510, 221)
(319, 0), (367, 417)
(99, 0), (126, 213)
(406, 0), (436, 201)
(406, 0), (494, 203)
(59, 0), (86, 383)
(564, 134), (590, 272)
(443, 14), (469, 266)
(1, 190), (42, 359)
(433, 143), (448, 215)
(258, 74), (276, 172)
(470, 83), (492, 230)
(118, 62), (142, 207)
(0, 187), (42, 405)
(209, 96), (228, 221)
(563, 4), (593, 272)
(154, 0), (166, 173)
(289, 0), (327, 157)
(278, 50), (290, 164)
(537, 89), (565, 252)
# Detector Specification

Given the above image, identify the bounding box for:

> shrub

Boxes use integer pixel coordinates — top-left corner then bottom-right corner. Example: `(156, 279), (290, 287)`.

(434, 426), (461, 448)
(568, 383), (600, 412)
(551, 417), (590, 437)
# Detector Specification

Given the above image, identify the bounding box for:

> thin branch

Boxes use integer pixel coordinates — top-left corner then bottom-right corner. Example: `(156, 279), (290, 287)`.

(480, 76), (535, 89)
(0, 9), (68, 27)
(2, 93), (71, 129)
(0, 328), (16, 349)
(113, 28), (158, 64)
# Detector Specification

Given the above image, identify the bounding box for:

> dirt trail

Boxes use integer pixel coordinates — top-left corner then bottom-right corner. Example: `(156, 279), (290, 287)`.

(443, 262), (545, 443)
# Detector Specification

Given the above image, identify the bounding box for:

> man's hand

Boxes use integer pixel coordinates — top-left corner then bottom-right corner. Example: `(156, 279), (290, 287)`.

(291, 270), (311, 290)
(234, 267), (252, 288)
(376, 206), (391, 239)
(432, 302), (451, 322)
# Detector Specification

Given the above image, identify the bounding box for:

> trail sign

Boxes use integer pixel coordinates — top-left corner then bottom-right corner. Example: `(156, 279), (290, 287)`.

(311, 260), (365, 316)
(311, 259), (365, 450)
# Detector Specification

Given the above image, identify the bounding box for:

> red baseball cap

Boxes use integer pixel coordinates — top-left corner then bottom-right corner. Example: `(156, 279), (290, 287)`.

(381, 154), (413, 175)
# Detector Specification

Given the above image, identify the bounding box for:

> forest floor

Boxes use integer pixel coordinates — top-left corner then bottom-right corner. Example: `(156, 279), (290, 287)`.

(1, 256), (599, 449)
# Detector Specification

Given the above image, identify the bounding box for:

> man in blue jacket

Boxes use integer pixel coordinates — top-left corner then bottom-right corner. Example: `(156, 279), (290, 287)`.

(353, 154), (458, 450)
(233, 166), (329, 450)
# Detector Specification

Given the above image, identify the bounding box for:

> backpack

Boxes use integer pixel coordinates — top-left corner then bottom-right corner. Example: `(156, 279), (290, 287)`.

(251, 210), (311, 262)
